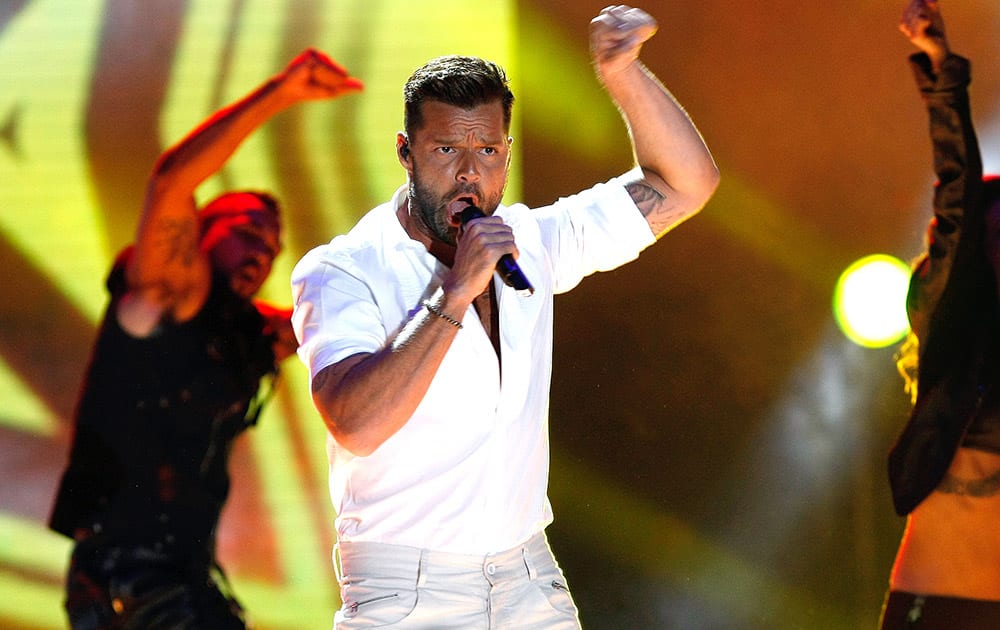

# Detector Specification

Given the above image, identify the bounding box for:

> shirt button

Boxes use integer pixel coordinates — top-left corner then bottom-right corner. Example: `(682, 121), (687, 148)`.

(486, 563), (496, 575)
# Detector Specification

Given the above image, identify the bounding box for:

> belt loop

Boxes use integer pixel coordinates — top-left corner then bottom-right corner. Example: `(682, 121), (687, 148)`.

(416, 547), (427, 587)
(522, 546), (536, 580)
(333, 542), (343, 584)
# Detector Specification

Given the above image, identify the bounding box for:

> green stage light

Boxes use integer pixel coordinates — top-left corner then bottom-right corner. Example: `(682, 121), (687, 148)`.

(833, 254), (911, 348)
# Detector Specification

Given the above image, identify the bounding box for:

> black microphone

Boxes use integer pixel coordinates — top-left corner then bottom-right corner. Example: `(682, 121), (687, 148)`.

(459, 205), (534, 296)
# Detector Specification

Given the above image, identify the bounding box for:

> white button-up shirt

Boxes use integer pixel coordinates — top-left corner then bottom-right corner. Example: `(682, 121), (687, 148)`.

(291, 174), (654, 554)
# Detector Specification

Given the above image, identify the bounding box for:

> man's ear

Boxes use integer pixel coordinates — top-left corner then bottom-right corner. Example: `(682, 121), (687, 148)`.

(397, 132), (410, 165)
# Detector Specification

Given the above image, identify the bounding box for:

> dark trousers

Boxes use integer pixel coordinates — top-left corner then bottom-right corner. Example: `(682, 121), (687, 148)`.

(64, 538), (247, 630)
(881, 591), (1000, 629)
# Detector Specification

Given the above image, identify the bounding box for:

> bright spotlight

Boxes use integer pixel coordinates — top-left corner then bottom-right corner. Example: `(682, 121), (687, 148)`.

(833, 254), (912, 348)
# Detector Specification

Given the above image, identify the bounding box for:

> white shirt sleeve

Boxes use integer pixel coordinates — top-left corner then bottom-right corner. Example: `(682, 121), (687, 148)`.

(290, 245), (389, 389)
(532, 169), (656, 294)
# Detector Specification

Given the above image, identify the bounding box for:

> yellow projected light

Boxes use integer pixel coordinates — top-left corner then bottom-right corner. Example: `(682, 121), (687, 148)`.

(833, 254), (911, 348)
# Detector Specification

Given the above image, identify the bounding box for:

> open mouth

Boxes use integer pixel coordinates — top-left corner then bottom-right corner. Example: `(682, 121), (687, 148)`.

(238, 260), (262, 285)
(447, 196), (478, 228)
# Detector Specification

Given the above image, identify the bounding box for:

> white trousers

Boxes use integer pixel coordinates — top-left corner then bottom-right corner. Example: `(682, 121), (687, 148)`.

(333, 531), (581, 629)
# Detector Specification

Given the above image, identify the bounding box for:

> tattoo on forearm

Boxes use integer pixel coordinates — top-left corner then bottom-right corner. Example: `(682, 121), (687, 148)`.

(937, 468), (1000, 497)
(625, 181), (683, 235)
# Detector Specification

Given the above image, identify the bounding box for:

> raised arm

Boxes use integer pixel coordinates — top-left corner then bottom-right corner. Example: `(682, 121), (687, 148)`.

(898, 0), (982, 345)
(589, 5), (719, 238)
(123, 50), (362, 332)
(888, 0), (988, 514)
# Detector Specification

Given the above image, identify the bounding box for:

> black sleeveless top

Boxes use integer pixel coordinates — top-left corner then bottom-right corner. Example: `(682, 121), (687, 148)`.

(49, 248), (277, 555)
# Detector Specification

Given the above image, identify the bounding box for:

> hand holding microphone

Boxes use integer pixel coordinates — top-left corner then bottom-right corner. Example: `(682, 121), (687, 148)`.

(459, 206), (534, 296)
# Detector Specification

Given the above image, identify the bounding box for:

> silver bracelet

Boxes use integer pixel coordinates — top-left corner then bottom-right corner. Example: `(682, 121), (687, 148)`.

(422, 299), (462, 329)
